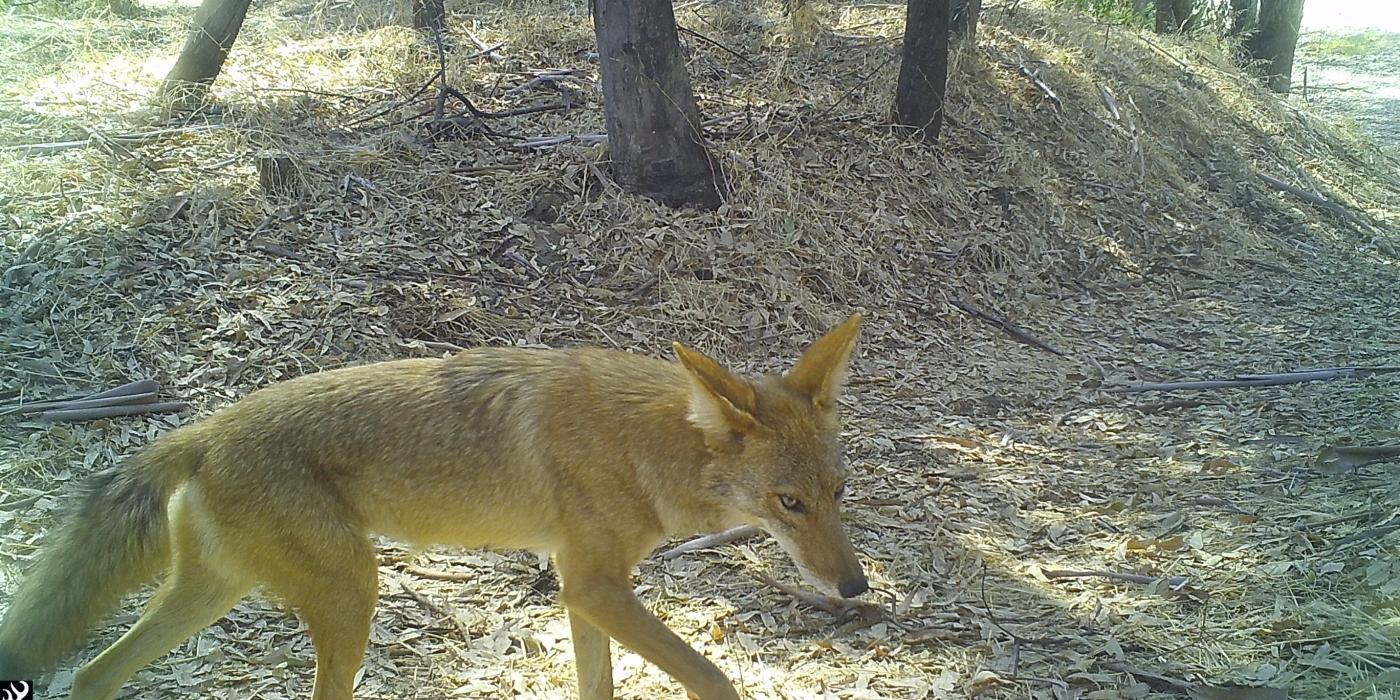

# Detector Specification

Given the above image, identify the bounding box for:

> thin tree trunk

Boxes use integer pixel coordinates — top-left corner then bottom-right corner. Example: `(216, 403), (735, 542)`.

(951, 0), (982, 41)
(1244, 0), (1306, 92)
(1173, 0), (1195, 32)
(591, 0), (722, 209)
(1154, 0), (1195, 33)
(1229, 0), (1257, 35)
(160, 0), (254, 103)
(1154, 0), (1173, 32)
(412, 0), (447, 35)
(893, 0), (950, 141)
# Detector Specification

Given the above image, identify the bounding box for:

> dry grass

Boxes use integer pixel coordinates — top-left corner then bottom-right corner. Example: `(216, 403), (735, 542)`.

(1, 0), (1398, 698)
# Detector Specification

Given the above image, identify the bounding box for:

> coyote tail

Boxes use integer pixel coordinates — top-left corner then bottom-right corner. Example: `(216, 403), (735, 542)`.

(0, 430), (203, 678)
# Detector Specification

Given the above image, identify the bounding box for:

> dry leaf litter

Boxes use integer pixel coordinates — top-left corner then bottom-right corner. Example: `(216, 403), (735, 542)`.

(1, 1), (1398, 699)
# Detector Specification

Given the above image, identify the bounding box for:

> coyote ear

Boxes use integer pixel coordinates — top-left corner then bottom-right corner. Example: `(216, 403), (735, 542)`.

(785, 313), (862, 411)
(673, 342), (759, 442)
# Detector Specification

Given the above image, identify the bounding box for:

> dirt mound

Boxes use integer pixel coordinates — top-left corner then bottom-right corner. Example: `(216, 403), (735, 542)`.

(2, 1), (1397, 698)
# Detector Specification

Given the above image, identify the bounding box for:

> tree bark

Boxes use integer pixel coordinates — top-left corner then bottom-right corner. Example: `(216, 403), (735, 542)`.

(1229, 0), (1258, 35)
(893, 0), (950, 141)
(1244, 0), (1306, 92)
(160, 0), (254, 103)
(950, 0), (982, 41)
(591, 0), (722, 209)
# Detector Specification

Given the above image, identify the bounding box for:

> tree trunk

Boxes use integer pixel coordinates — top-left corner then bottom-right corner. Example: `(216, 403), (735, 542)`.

(591, 0), (722, 209)
(412, 0), (447, 36)
(893, 0), (950, 141)
(950, 0), (982, 41)
(1244, 0), (1305, 92)
(1154, 0), (1195, 33)
(1229, 0), (1258, 35)
(160, 0), (254, 104)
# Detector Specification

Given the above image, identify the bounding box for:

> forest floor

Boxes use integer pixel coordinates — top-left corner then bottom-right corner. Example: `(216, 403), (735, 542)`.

(1, 1), (1398, 699)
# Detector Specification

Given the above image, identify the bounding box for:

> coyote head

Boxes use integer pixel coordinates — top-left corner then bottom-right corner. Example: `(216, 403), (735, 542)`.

(674, 313), (868, 598)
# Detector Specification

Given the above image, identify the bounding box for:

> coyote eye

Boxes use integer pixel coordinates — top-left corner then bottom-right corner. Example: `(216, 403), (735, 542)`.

(778, 495), (806, 513)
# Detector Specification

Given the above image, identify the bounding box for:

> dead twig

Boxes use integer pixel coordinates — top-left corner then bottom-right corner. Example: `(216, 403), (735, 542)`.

(1016, 63), (1062, 111)
(947, 297), (1067, 357)
(1104, 663), (1197, 694)
(449, 163), (526, 175)
(248, 238), (311, 262)
(503, 70), (589, 97)
(1042, 568), (1192, 591)
(659, 525), (763, 560)
(465, 30), (504, 62)
(393, 575), (474, 642)
(1133, 398), (1224, 413)
(750, 571), (884, 631)
(510, 133), (608, 150)
(401, 564), (475, 582)
(1194, 495), (1251, 515)
(1104, 367), (1400, 393)
(678, 24), (756, 66)
(813, 50), (899, 122)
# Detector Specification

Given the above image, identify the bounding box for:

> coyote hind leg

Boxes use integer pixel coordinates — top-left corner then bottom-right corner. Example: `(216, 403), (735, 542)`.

(570, 609), (614, 700)
(259, 526), (379, 700)
(70, 490), (252, 700)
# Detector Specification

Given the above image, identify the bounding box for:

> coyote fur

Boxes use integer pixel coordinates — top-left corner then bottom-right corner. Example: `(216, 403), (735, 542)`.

(0, 314), (868, 699)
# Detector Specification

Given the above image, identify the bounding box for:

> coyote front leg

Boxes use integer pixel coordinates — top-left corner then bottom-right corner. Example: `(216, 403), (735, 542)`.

(556, 547), (738, 700)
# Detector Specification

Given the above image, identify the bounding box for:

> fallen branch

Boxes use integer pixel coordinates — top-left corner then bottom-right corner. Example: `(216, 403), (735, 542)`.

(1104, 366), (1400, 393)
(1259, 174), (1360, 222)
(27, 392), (159, 415)
(1333, 518), (1400, 547)
(90, 380), (162, 397)
(40, 401), (187, 422)
(1315, 444), (1400, 474)
(0, 379), (160, 416)
(948, 297), (1067, 357)
(659, 525), (763, 560)
(5, 125), (224, 155)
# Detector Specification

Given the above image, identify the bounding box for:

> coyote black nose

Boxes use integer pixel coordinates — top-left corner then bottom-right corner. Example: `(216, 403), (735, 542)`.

(838, 576), (869, 598)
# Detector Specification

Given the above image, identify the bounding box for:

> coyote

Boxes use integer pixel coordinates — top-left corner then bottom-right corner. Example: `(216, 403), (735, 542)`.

(0, 314), (868, 699)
